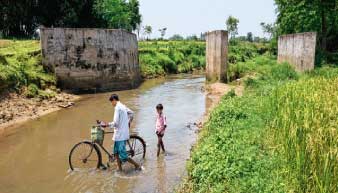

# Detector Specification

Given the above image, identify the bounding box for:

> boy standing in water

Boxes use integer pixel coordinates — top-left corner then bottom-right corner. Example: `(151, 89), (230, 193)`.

(155, 104), (167, 157)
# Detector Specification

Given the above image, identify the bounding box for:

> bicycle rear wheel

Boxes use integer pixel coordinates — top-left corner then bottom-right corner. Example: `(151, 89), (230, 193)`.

(127, 135), (146, 161)
(69, 141), (102, 171)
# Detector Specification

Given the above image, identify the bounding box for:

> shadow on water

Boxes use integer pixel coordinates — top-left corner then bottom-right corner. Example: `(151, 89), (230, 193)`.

(0, 74), (205, 193)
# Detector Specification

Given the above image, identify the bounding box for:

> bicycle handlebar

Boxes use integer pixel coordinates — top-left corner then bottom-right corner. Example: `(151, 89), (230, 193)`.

(94, 120), (114, 135)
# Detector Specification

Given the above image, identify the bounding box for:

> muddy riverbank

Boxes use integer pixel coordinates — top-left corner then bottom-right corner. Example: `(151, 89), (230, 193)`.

(0, 91), (79, 134)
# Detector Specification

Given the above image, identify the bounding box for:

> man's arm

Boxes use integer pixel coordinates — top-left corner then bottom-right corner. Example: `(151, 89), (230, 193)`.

(109, 107), (120, 129)
(126, 107), (134, 127)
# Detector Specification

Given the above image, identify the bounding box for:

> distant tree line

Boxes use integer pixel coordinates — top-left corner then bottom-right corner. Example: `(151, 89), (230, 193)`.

(234, 33), (269, 43)
(0, 0), (141, 38)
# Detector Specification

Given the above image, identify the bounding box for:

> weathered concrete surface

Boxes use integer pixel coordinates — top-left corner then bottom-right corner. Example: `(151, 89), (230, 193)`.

(278, 32), (317, 72)
(206, 30), (228, 82)
(40, 28), (141, 92)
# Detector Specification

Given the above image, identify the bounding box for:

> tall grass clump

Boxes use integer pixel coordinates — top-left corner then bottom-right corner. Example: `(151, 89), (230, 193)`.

(0, 40), (55, 97)
(227, 54), (274, 82)
(269, 77), (338, 193)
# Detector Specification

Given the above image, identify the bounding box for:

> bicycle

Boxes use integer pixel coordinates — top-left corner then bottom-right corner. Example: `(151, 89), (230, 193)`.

(68, 121), (146, 170)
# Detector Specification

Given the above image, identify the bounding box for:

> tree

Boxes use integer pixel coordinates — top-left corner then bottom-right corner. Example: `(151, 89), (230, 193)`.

(226, 16), (239, 39)
(186, 34), (198, 41)
(0, 0), (142, 38)
(39, 0), (100, 28)
(274, 0), (338, 52)
(135, 23), (141, 39)
(246, 32), (253, 42)
(200, 32), (206, 41)
(260, 22), (275, 40)
(143, 25), (152, 40)
(0, 0), (38, 38)
(158, 27), (167, 39)
(254, 36), (261, 43)
(127, 0), (142, 31)
(93, 0), (137, 31)
(169, 34), (184, 40)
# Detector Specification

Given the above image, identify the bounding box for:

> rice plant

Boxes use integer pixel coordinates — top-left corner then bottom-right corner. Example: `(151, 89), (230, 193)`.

(269, 77), (338, 193)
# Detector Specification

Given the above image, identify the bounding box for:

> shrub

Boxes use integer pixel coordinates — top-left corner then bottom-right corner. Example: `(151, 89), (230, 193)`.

(24, 83), (39, 98)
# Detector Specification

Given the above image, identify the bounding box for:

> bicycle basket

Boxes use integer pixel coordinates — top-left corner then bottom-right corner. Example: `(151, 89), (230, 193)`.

(91, 126), (104, 144)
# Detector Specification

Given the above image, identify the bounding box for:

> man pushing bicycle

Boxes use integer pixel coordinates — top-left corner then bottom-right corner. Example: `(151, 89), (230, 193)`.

(100, 94), (141, 171)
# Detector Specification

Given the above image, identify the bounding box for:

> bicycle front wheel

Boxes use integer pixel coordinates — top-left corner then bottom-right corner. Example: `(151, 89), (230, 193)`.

(69, 141), (102, 171)
(127, 135), (146, 161)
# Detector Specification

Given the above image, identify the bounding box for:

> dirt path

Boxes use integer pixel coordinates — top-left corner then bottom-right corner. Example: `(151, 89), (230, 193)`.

(0, 91), (79, 134)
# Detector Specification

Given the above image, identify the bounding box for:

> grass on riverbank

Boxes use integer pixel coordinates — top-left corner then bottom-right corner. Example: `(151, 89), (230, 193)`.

(139, 41), (206, 77)
(178, 55), (338, 193)
(0, 40), (56, 98)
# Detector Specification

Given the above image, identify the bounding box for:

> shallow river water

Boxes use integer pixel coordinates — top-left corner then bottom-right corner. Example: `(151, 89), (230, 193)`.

(0, 75), (207, 193)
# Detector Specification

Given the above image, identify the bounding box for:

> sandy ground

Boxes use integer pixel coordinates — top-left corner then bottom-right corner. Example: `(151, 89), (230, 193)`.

(0, 91), (80, 134)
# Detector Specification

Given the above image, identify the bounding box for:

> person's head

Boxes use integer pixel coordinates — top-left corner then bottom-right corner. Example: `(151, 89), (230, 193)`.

(109, 94), (119, 106)
(156, 103), (163, 114)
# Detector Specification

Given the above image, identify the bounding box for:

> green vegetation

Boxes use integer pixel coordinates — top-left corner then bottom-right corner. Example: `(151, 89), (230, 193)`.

(0, 40), (55, 98)
(139, 40), (269, 78)
(94, 0), (141, 31)
(0, 0), (141, 38)
(0, 39), (270, 94)
(139, 41), (206, 77)
(179, 55), (338, 193)
(269, 77), (337, 193)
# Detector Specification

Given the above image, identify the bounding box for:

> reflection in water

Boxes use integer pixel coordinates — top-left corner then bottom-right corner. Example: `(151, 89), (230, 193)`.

(0, 75), (205, 193)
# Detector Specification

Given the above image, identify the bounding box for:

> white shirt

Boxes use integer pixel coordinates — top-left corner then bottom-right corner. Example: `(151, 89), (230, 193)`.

(108, 101), (133, 141)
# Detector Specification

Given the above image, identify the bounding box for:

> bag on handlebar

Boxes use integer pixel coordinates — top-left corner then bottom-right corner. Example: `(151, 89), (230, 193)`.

(91, 126), (104, 145)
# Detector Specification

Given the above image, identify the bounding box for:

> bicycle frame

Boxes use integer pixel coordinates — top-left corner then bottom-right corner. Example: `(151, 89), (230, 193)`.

(92, 130), (134, 162)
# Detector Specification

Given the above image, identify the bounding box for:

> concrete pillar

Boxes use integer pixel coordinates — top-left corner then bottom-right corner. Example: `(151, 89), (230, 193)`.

(206, 30), (228, 82)
(40, 28), (141, 92)
(277, 32), (317, 72)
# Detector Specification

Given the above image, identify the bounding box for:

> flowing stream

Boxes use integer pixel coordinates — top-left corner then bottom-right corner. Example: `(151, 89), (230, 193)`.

(0, 74), (208, 193)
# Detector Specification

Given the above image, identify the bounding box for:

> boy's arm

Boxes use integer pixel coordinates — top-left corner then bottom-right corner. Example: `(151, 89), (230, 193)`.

(163, 115), (167, 129)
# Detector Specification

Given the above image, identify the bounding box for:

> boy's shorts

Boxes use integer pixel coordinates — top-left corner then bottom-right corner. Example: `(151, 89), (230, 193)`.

(156, 131), (164, 137)
(113, 140), (128, 162)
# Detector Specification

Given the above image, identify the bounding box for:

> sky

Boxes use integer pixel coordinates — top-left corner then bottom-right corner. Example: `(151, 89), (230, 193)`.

(139, 0), (277, 38)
